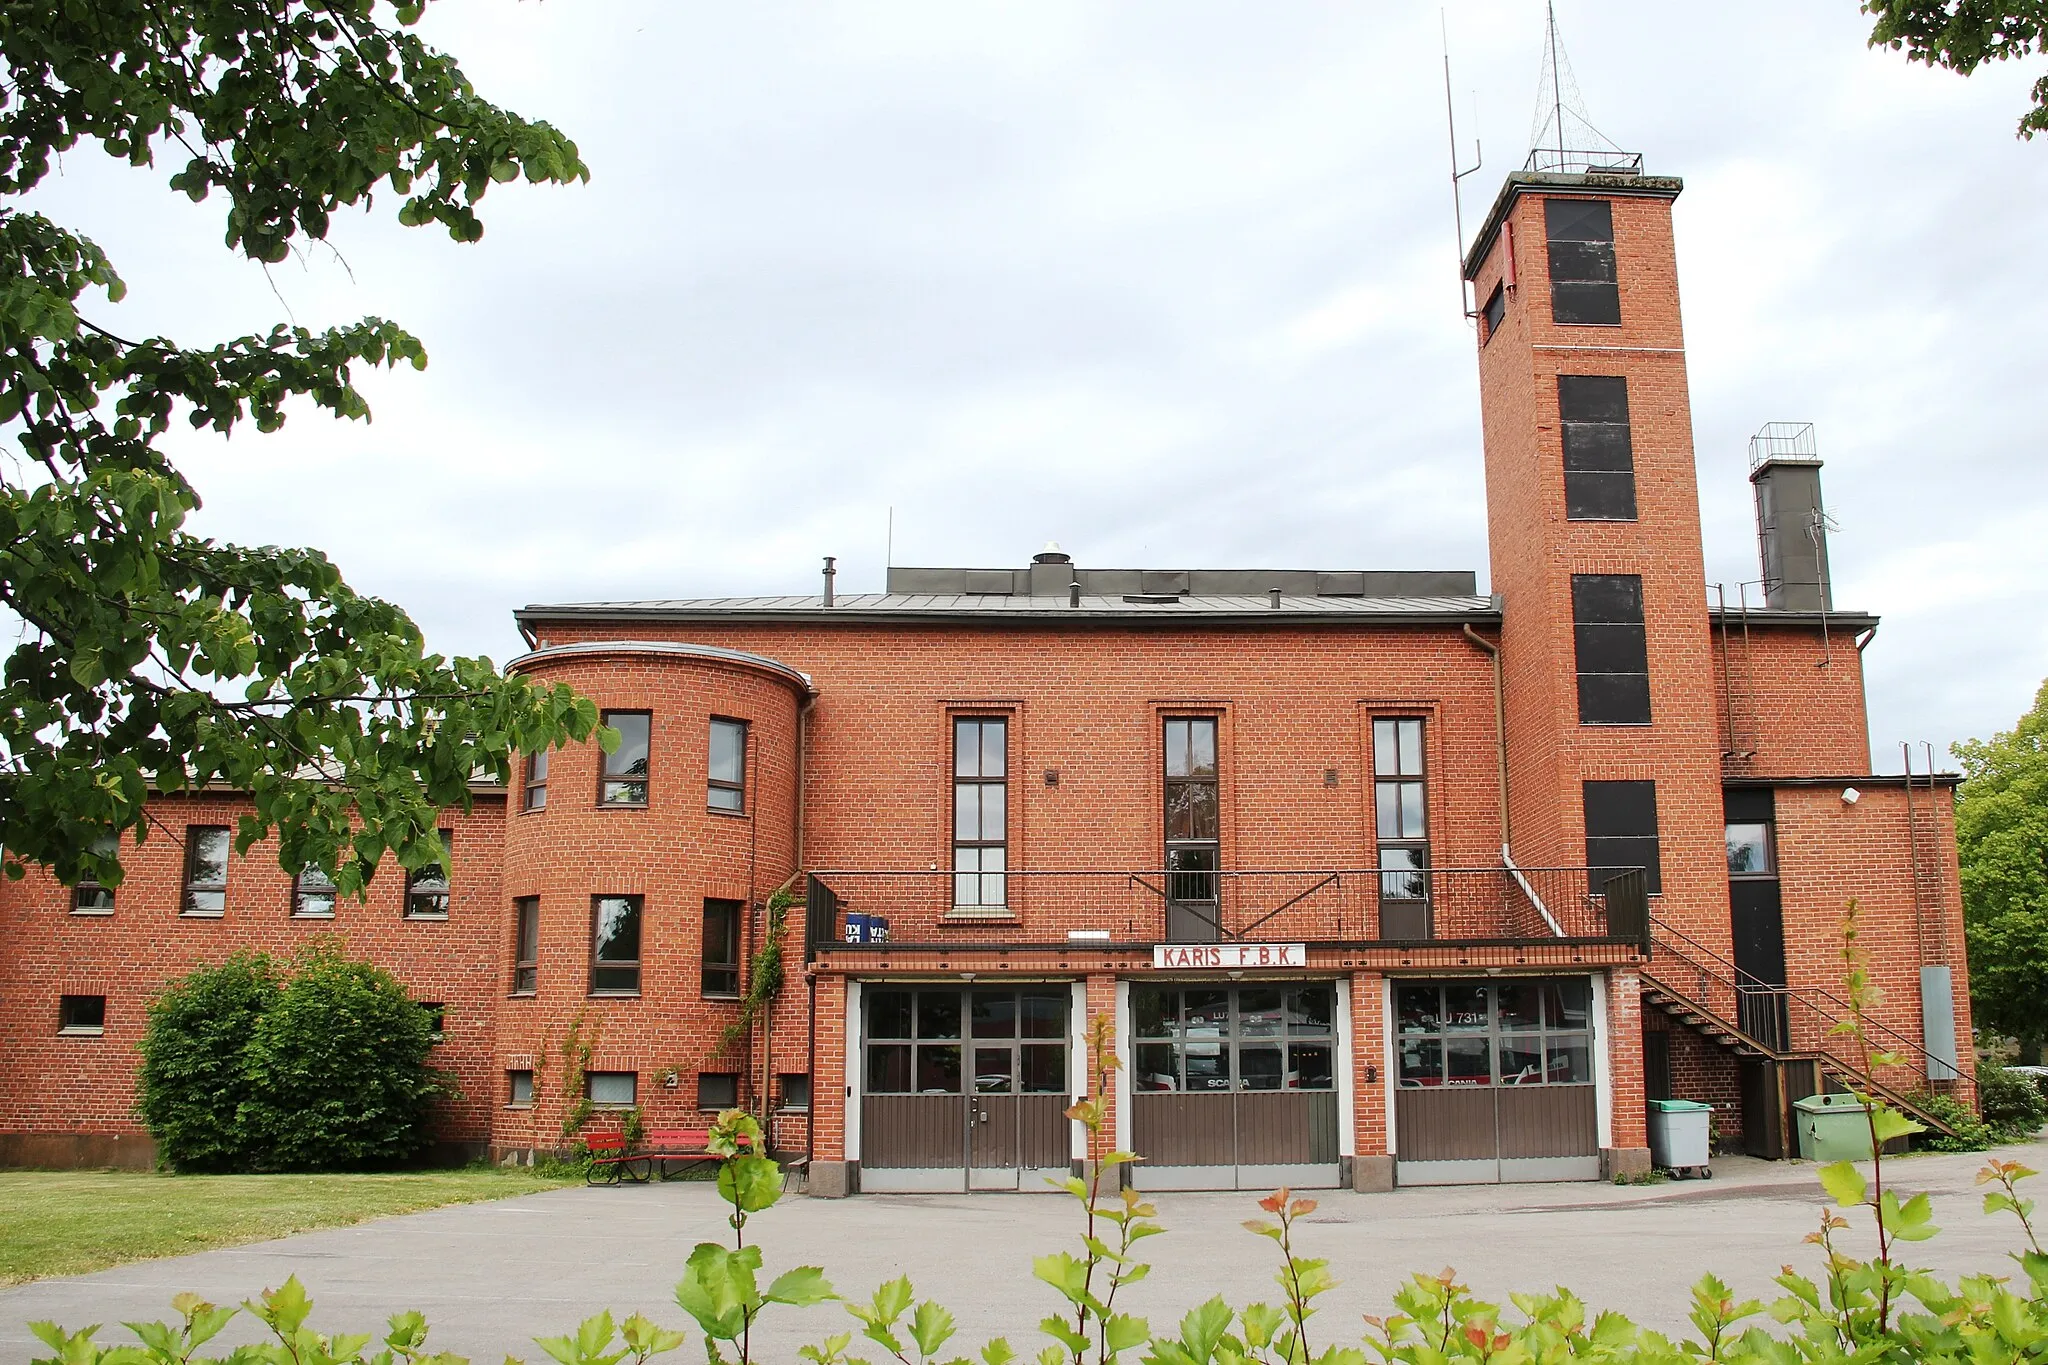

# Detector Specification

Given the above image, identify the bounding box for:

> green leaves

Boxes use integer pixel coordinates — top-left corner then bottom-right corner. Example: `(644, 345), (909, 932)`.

(1863, 1), (2048, 138)
(1817, 1160), (1867, 1208)
(0, 3), (596, 894)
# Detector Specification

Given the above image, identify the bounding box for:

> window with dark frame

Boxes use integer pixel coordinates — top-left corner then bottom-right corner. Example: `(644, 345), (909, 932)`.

(863, 987), (1068, 1096)
(1559, 375), (1637, 521)
(59, 994), (106, 1035)
(778, 1072), (812, 1111)
(513, 896), (539, 995)
(405, 829), (452, 918)
(1726, 820), (1776, 877)
(1372, 718), (1429, 908)
(293, 863), (338, 918)
(1545, 198), (1620, 325)
(71, 882), (114, 914)
(952, 716), (1008, 908)
(591, 895), (643, 995)
(1482, 282), (1506, 343)
(181, 826), (230, 915)
(1572, 574), (1651, 725)
(507, 1070), (534, 1106)
(585, 1071), (637, 1106)
(702, 898), (741, 998)
(698, 1072), (739, 1111)
(599, 710), (651, 806)
(1163, 717), (1219, 905)
(420, 1002), (445, 1042)
(1395, 979), (1593, 1087)
(1584, 780), (1662, 895)
(523, 748), (548, 810)
(708, 718), (747, 812)
(1131, 985), (1336, 1092)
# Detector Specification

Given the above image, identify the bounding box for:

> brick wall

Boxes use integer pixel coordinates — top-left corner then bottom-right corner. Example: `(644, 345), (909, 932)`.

(1711, 624), (1874, 775)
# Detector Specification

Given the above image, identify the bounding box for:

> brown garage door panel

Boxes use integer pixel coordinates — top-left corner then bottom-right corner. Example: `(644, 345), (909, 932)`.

(1496, 1085), (1597, 1158)
(864, 1095), (967, 1168)
(1395, 1087), (1499, 1161)
(1017, 1094), (1071, 1170)
(1233, 1092), (1340, 1164)
(1132, 1093), (1234, 1166)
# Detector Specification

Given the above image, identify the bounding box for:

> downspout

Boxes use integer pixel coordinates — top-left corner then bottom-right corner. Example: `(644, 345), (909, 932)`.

(1461, 625), (1511, 846)
(796, 691), (817, 1169)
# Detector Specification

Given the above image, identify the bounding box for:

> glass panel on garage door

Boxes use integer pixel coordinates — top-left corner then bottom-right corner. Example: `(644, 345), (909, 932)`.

(861, 986), (1071, 1192)
(1393, 978), (1599, 1186)
(1130, 983), (1340, 1191)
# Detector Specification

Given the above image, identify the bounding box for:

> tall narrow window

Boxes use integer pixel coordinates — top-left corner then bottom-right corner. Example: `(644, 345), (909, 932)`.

(293, 863), (338, 918)
(1163, 717), (1219, 907)
(1572, 574), (1651, 725)
(702, 898), (742, 998)
(708, 718), (747, 812)
(1546, 198), (1619, 325)
(513, 896), (540, 995)
(405, 830), (452, 918)
(1482, 282), (1506, 343)
(952, 717), (1007, 908)
(523, 749), (548, 810)
(1584, 780), (1662, 895)
(71, 881), (114, 914)
(1372, 718), (1429, 937)
(1559, 375), (1637, 521)
(591, 895), (642, 995)
(182, 826), (230, 915)
(599, 710), (650, 806)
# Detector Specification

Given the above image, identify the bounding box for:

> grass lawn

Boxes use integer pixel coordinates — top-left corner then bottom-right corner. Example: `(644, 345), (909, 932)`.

(0, 1166), (575, 1285)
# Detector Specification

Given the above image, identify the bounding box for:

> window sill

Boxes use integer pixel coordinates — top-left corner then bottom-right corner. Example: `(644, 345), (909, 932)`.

(776, 1106), (811, 1115)
(589, 991), (642, 999)
(504, 1102), (533, 1110)
(58, 1027), (104, 1038)
(69, 908), (114, 917)
(595, 802), (649, 812)
(509, 990), (537, 1000)
(945, 907), (1017, 922)
(702, 993), (742, 1004)
(292, 912), (336, 921)
(404, 913), (449, 922)
(180, 909), (224, 919)
(707, 806), (749, 818)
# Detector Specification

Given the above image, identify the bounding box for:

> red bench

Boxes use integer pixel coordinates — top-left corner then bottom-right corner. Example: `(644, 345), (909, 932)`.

(583, 1126), (732, 1185)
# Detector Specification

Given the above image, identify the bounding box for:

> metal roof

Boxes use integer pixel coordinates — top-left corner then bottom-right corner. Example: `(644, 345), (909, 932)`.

(518, 593), (1503, 626)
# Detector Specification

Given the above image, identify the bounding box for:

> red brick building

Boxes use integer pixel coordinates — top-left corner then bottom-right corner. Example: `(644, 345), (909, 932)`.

(0, 160), (1973, 1191)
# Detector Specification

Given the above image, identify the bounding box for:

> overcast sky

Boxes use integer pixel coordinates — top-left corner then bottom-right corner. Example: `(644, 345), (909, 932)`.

(22, 2), (2047, 770)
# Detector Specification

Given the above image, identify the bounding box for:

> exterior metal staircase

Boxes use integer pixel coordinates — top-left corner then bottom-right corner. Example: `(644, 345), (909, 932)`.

(1643, 917), (1961, 1139)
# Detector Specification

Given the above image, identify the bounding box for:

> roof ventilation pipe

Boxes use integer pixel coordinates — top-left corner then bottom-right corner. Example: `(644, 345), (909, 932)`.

(822, 556), (836, 608)
(1029, 541), (1074, 597)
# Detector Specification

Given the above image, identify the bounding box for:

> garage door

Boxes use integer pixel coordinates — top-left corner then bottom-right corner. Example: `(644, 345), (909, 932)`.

(1129, 984), (1341, 1190)
(1393, 978), (1599, 1185)
(859, 986), (1074, 1193)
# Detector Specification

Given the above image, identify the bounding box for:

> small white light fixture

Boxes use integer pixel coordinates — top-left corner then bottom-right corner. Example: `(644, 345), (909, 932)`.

(1067, 929), (1111, 942)
(1227, 970), (1244, 980)
(1841, 787), (1861, 805)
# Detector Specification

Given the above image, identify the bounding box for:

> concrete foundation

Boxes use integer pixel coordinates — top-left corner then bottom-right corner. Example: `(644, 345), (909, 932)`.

(1601, 1146), (1652, 1179)
(1351, 1154), (1396, 1192)
(806, 1160), (855, 1197)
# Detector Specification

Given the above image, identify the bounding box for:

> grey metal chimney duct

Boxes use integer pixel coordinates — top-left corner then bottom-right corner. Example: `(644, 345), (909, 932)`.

(1748, 423), (1832, 612)
(1029, 541), (1073, 598)
(822, 555), (836, 607)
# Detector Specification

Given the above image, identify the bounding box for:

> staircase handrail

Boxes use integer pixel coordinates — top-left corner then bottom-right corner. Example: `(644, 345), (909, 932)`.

(1649, 916), (1950, 1078)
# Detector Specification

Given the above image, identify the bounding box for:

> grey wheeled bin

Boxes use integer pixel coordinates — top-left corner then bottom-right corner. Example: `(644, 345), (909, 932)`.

(1647, 1098), (1713, 1178)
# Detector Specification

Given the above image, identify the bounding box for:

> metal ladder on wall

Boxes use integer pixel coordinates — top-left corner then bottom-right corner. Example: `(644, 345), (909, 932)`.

(1641, 917), (1961, 1138)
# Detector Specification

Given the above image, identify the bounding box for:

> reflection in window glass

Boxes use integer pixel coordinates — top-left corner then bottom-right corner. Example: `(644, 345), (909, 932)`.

(1499, 1035), (1545, 1084)
(1134, 989), (1179, 1038)
(867, 990), (913, 1040)
(1397, 986), (1440, 1033)
(1395, 978), (1597, 1088)
(599, 711), (651, 805)
(1446, 1036), (1492, 1085)
(971, 990), (1017, 1038)
(1292, 1043), (1335, 1089)
(1399, 1036), (1443, 1085)
(1495, 981), (1541, 1031)
(1236, 988), (1284, 1037)
(1289, 987), (1333, 1035)
(917, 991), (961, 1040)
(1135, 1043), (1178, 1090)
(1021, 1044), (1067, 1093)
(867, 1045), (910, 1093)
(916, 1044), (962, 1093)
(1726, 822), (1773, 876)
(1021, 991), (1067, 1038)
(1547, 1036), (1593, 1083)
(1239, 1044), (1284, 1090)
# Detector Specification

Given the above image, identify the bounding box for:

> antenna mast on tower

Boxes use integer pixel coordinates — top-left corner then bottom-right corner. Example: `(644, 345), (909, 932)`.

(1442, 11), (1483, 318)
(1525, 3), (1641, 175)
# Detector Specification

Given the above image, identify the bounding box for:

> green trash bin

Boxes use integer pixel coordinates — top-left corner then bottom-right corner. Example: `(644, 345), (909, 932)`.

(1793, 1091), (1874, 1161)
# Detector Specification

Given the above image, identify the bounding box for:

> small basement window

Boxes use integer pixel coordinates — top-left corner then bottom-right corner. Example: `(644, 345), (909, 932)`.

(698, 1072), (740, 1111)
(507, 1070), (534, 1107)
(59, 995), (106, 1036)
(585, 1071), (638, 1107)
(778, 1073), (812, 1112)
(71, 882), (114, 914)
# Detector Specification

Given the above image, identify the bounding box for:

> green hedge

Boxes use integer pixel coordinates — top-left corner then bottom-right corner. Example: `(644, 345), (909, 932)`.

(137, 945), (444, 1173)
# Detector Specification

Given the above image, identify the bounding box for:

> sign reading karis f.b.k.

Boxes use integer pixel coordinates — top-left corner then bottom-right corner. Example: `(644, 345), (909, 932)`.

(1151, 943), (1307, 970)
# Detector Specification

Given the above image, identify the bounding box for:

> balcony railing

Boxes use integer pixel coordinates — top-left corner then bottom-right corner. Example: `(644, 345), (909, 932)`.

(804, 866), (1649, 954)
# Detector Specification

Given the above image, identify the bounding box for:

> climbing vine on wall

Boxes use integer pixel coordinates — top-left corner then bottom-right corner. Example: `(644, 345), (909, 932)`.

(556, 1008), (600, 1138)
